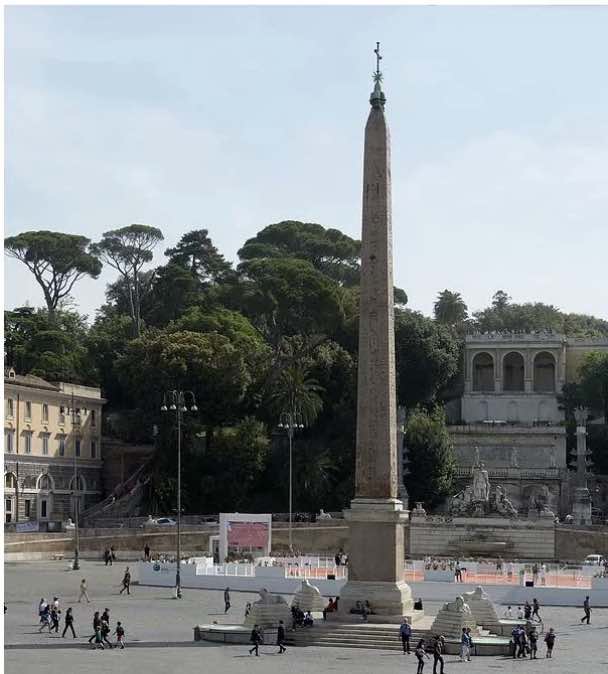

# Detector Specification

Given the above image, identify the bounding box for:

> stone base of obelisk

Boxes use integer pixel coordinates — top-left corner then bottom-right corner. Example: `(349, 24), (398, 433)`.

(338, 498), (415, 623)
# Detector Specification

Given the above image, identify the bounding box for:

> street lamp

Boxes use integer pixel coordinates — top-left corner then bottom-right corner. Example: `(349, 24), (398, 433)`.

(278, 411), (304, 552)
(161, 389), (197, 598)
(67, 392), (80, 571)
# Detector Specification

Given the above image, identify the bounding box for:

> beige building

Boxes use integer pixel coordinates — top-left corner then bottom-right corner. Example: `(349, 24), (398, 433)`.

(4, 367), (105, 525)
(448, 333), (608, 516)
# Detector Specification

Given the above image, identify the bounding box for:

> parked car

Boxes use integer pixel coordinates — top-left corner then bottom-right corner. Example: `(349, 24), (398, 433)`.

(155, 517), (177, 526)
(583, 554), (605, 566)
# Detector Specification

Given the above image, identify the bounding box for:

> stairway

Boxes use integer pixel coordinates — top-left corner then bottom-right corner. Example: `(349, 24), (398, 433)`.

(285, 622), (430, 651)
(80, 461), (150, 526)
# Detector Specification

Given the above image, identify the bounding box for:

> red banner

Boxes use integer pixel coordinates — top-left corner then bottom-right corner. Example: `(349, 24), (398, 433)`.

(227, 521), (269, 549)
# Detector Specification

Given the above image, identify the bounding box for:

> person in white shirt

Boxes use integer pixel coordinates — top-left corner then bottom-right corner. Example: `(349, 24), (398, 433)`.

(503, 605), (513, 618)
(517, 606), (524, 620)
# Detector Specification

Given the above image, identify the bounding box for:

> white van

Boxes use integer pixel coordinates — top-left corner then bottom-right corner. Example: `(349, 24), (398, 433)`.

(583, 554), (605, 566)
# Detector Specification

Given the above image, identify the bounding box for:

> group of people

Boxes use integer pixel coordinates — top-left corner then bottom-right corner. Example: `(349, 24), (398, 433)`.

(503, 598), (542, 622)
(103, 547), (116, 566)
(37, 597), (126, 649)
(411, 634), (447, 674)
(37, 597), (62, 634)
(511, 624), (555, 659)
(87, 607), (126, 649)
(334, 549), (348, 566)
(248, 620), (287, 656)
(291, 604), (314, 629)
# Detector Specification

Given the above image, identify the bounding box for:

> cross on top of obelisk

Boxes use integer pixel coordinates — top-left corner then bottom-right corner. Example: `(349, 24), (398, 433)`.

(370, 41), (386, 109)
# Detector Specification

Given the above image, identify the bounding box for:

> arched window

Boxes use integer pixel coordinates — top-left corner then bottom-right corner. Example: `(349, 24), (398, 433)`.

(507, 401), (519, 423)
(38, 474), (52, 491)
(503, 352), (525, 391)
(4, 473), (16, 489)
(69, 475), (86, 492)
(534, 352), (556, 392)
(472, 353), (495, 392)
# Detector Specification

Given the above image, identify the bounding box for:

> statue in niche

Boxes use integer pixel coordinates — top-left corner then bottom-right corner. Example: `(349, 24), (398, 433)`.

(510, 447), (519, 469)
(472, 463), (490, 502)
(549, 446), (557, 469)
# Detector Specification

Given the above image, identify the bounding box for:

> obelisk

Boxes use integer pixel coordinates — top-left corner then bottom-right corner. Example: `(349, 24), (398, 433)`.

(338, 43), (414, 621)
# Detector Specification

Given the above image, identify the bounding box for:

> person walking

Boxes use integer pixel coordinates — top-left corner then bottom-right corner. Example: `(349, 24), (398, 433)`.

(114, 621), (126, 649)
(91, 623), (105, 650)
(78, 578), (90, 603)
(120, 567), (131, 595)
(104, 548), (111, 566)
(224, 587), (231, 613)
(460, 628), (471, 662)
(466, 628), (474, 659)
(400, 617), (412, 654)
(528, 626), (538, 659)
(276, 620), (287, 654)
(61, 608), (77, 638)
(38, 605), (52, 633)
(50, 606), (60, 633)
(432, 634), (445, 674)
(101, 617), (113, 648)
(581, 596), (591, 624)
(144, 544), (151, 561)
(415, 639), (430, 674)
(544, 627), (556, 658)
(523, 601), (532, 620)
(248, 624), (262, 656)
(532, 598), (541, 622)
(87, 611), (102, 644)
(516, 626), (527, 659)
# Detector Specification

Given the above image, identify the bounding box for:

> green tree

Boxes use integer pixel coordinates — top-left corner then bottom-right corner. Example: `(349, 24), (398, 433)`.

(239, 258), (346, 343)
(91, 224), (164, 336)
(491, 290), (511, 311)
(579, 351), (608, 422)
(4, 307), (95, 383)
(4, 231), (101, 320)
(196, 418), (270, 512)
(238, 220), (361, 286)
(268, 338), (325, 426)
(117, 329), (265, 444)
(404, 406), (455, 507)
(145, 263), (201, 326)
(165, 229), (231, 283)
(434, 289), (468, 326)
(394, 309), (460, 408)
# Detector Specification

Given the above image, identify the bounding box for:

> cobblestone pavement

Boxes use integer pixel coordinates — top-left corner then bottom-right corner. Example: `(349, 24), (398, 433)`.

(4, 561), (608, 674)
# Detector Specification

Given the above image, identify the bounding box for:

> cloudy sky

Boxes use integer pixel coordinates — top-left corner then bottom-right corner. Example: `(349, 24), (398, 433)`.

(5, 5), (608, 321)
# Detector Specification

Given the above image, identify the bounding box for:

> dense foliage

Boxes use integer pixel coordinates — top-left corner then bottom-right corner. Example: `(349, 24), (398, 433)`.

(5, 222), (608, 513)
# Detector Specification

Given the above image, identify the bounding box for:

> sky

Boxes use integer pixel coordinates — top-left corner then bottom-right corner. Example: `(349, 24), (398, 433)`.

(4, 5), (608, 321)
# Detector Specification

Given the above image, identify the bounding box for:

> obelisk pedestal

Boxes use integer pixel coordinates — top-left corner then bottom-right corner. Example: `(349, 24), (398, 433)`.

(338, 44), (414, 622)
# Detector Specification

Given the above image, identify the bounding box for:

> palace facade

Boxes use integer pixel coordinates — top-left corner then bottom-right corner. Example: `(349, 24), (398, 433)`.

(4, 367), (105, 525)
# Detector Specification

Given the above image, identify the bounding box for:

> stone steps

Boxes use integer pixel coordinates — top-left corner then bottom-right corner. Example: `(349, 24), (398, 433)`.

(285, 624), (429, 651)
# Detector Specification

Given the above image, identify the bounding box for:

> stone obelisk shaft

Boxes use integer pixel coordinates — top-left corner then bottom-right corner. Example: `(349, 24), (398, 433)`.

(338, 53), (413, 621)
(355, 91), (398, 500)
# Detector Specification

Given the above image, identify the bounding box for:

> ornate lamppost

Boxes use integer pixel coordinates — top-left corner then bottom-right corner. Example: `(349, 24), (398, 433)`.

(278, 411), (304, 551)
(161, 389), (198, 598)
(66, 392), (81, 571)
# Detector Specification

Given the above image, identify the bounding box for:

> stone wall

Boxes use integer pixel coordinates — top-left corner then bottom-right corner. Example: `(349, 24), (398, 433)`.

(409, 515), (556, 560)
(4, 521), (349, 561)
(555, 525), (608, 561)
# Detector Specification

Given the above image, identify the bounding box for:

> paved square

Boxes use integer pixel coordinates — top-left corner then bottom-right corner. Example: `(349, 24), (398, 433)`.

(4, 561), (608, 673)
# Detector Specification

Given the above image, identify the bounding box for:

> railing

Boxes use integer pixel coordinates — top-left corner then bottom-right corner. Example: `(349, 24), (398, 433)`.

(453, 467), (562, 479)
(406, 559), (598, 589)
